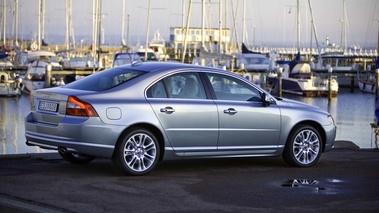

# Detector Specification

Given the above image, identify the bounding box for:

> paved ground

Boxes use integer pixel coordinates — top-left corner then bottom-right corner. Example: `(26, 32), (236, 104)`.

(0, 141), (378, 213)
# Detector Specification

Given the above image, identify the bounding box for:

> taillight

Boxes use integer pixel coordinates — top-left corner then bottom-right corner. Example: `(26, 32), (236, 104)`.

(66, 96), (98, 117)
(30, 92), (36, 110)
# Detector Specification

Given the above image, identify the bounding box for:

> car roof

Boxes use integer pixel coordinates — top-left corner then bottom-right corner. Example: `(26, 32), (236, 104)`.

(127, 61), (225, 73)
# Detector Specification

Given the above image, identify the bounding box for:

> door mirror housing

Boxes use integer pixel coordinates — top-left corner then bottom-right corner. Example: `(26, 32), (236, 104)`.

(261, 92), (272, 107)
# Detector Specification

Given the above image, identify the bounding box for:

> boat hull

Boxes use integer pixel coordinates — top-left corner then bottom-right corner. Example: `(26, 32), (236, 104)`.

(22, 79), (45, 94)
(268, 76), (338, 97)
(358, 80), (376, 93)
(0, 71), (23, 96)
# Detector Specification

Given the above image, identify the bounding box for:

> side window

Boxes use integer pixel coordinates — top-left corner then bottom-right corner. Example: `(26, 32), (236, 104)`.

(206, 73), (262, 102)
(147, 81), (167, 98)
(147, 72), (206, 99)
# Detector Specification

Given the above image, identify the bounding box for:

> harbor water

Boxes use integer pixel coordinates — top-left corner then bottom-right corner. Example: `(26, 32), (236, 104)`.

(0, 88), (376, 155)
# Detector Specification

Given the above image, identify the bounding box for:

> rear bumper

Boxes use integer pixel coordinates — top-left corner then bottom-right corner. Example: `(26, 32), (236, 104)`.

(24, 112), (122, 158)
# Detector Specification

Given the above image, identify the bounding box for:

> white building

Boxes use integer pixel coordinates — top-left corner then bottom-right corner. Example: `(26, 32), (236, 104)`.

(169, 27), (231, 58)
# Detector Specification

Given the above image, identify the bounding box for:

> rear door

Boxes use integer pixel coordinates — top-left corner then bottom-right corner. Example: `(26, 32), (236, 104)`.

(147, 72), (219, 155)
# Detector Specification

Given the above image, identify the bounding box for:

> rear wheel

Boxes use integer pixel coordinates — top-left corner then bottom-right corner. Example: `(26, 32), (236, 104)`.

(58, 151), (95, 164)
(113, 128), (160, 176)
(283, 125), (322, 167)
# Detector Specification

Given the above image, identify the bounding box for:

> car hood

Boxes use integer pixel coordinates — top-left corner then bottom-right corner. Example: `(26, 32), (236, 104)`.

(276, 97), (328, 115)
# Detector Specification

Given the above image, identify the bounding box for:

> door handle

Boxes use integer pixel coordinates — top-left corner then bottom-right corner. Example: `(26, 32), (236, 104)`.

(224, 108), (237, 115)
(160, 107), (175, 114)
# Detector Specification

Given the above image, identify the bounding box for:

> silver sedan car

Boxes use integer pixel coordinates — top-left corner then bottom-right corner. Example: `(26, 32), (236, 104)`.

(25, 62), (336, 175)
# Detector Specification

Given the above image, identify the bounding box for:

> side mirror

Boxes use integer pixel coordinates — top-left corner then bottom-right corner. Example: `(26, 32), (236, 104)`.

(261, 92), (271, 107)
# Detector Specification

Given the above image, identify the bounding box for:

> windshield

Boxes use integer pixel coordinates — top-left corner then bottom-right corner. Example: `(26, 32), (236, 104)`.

(63, 67), (147, 91)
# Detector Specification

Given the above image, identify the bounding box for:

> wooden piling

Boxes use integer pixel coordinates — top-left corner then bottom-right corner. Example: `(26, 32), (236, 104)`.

(278, 67), (283, 98)
(328, 67), (332, 102)
(45, 64), (52, 88)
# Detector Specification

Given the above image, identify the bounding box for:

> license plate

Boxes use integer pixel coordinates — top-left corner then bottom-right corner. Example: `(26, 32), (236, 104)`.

(38, 101), (59, 112)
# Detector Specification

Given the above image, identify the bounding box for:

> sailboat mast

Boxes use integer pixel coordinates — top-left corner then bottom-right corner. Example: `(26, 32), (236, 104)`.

(297, 0), (300, 52)
(41, 0), (45, 45)
(65, 0), (69, 50)
(201, 0), (205, 48)
(219, 0), (222, 53)
(145, 0), (151, 61)
(307, 0), (321, 57)
(121, 0), (125, 46)
(342, 0), (347, 52)
(242, 0), (246, 44)
(127, 14), (130, 46)
(3, 0), (6, 46)
(224, 0), (228, 53)
(181, 0), (193, 63)
(15, 0), (18, 46)
(38, 0), (41, 50)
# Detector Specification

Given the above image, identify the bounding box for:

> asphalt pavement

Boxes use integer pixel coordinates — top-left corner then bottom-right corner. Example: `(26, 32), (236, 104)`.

(0, 140), (378, 213)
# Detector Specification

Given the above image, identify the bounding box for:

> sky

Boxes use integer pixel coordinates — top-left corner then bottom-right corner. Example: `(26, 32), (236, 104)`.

(2, 0), (379, 49)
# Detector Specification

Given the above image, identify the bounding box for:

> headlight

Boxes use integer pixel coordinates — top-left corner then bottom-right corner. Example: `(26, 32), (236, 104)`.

(327, 115), (335, 125)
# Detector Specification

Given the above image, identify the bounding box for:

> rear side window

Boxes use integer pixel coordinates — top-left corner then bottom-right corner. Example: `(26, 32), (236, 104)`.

(147, 72), (206, 99)
(63, 67), (146, 91)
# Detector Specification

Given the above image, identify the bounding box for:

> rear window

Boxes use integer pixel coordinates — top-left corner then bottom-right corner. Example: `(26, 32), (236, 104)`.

(63, 67), (146, 91)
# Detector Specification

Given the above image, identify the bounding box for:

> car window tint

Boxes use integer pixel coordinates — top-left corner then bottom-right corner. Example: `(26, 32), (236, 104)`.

(147, 81), (167, 98)
(147, 72), (206, 99)
(63, 67), (146, 91)
(206, 73), (262, 102)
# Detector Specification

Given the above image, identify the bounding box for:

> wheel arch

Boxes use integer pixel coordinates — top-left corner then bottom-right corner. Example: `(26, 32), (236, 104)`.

(112, 123), (166, 161)
(288, 120), (326, 152)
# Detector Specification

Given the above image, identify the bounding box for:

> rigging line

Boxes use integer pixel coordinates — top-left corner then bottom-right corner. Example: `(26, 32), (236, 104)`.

(364, 0), (378, 47)
(308, 0), (320, 57)
(230, 0), (240, 51)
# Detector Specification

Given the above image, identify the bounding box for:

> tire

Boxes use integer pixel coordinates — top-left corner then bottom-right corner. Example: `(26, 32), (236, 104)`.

(282, 124), (322, 167)
(113, 128), (160, 176)
(58, 151), (95, 164)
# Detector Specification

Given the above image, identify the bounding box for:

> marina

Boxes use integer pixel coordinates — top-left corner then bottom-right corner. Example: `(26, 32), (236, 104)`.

(0, 0), (378, 154)
(0, 87), (376, 155)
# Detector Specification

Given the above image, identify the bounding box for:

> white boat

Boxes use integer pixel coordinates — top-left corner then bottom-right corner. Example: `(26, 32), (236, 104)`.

(231, 52), (272, 72)
(148, 30), (169, 61)
(0, 71), (23, 96)
(112, 52), (141, 67)
(0, 55), (23, 96)
(269, 60), (339, 96)
(136, 47), (158, 62)
(23, 51), (63, 93)
(192, 47), (234, 69)
(64, 55), (98, 69)
(357, 70), (376, 93)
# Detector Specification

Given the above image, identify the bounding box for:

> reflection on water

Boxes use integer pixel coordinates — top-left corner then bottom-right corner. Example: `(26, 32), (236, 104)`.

(0, 94), (49, 155)
(283, 88), (375, 149)
(0, 88), (376, 155)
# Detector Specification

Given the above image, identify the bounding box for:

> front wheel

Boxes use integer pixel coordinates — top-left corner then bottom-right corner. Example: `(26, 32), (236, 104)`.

(113, 128), (160, 176)
(283, 125), (322, 167)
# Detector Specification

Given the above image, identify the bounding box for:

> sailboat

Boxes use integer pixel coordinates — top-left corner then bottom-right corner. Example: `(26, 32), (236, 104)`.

(0, 54), (23, 96)
(357, 57), (378, 93)
(276, 54), (339, 96)
(357, 5), (378, 94)
(269, 0), (339, 96)
(22, 50), (63, 93)
(357, 70), (376, 93)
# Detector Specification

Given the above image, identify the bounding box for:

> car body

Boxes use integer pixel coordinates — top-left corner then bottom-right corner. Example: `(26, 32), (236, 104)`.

(25, 62), (336, 175)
